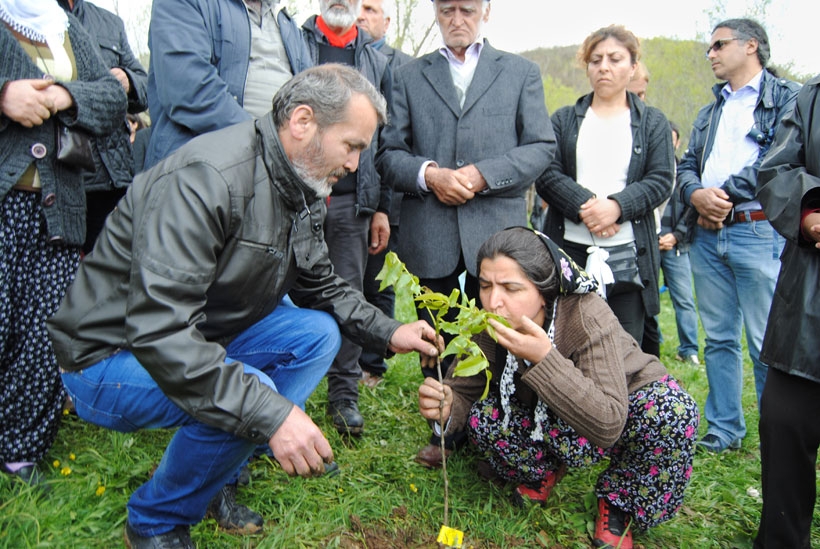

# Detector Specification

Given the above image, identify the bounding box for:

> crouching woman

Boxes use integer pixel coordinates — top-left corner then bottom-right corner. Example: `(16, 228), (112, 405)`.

(418, 227), (699, 549)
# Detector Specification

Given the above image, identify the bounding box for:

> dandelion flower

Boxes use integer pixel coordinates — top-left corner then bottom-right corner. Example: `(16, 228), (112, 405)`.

(61, 466), (72, 476)
(95, 485), (106, 497)
(69, 453), (76, 461)
(409, 483), (418, 493)
(53, 460), (60, 468)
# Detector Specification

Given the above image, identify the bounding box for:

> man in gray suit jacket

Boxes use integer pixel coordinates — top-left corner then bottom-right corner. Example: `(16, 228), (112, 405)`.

(376, 0), (556, 467)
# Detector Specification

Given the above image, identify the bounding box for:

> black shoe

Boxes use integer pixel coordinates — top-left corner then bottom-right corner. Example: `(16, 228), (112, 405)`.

(124, 522), (193, 549)
(205, 483), (264, 534)
(327, 399), (364, 436)
(236, 464), (250, 486)
(3, 463), (50, 493)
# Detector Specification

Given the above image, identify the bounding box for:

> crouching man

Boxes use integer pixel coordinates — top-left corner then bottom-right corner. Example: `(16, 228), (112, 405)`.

(47, 64), (438, 549)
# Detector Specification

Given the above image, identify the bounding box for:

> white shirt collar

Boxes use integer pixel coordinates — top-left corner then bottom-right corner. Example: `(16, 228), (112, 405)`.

(721, 69), (763, 98)
(438, 38), (484, 66)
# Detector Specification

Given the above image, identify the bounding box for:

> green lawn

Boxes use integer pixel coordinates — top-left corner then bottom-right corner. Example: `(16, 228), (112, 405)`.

(2, 289), (817, 548)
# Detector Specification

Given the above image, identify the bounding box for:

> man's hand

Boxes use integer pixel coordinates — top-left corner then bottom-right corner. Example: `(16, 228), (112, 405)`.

(368, 212), (390, 255)
(425, 165), (475, 206)
(455, 164), (488, 193)
(691, 187), (733, 228)
(658, 233), (677, 252)
(579, 197), (622, 238)
(388, 320), (442, 357)
(803, 211), (820, 249)
(268, 405), (333, 477)
(1, 79), (57, 127)
(110, 67), (131, 93)
(418, 377), (453, 423)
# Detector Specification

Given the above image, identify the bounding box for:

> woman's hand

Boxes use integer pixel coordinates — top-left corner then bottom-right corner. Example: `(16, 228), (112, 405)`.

(1, 79), (56, 127)
(489, 316), (552, 364)
(418, 377), (453, 422)
(580, 197), (623, 238)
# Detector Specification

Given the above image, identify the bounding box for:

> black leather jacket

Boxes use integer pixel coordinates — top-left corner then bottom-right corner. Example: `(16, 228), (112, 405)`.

(677, 69), (800, 210)
(757, 74), (820, 382)
(47, 116), (401, 443)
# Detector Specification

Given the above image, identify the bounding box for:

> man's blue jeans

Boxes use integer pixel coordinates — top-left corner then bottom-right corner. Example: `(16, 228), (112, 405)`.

(660, 248), (699, 358)
(61, 303), (341, 537)
(689, 221), (783, 447)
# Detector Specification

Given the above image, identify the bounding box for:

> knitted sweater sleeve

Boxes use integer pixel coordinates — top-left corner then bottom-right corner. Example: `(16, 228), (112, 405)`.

(520, 295), (630, 448)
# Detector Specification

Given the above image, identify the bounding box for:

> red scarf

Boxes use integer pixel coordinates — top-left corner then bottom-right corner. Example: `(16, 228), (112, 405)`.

(316, 15), (357, 48)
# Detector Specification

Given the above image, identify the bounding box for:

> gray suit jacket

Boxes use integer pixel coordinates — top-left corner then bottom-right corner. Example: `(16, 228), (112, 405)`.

(377, 41), (556, 278)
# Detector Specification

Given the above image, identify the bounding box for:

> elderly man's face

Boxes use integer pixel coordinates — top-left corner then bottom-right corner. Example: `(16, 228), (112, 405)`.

(357, 0), (388, 41)
(291, 93), (378, 198)
(435, 0), (489, 53)
(320, 0), (364, 32)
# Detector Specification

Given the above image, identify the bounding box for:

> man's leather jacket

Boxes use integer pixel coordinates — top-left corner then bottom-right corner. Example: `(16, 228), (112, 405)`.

(47, 115), (400, 443)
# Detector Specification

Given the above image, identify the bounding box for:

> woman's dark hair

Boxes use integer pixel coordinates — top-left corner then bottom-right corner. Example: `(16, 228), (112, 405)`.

(476, 228), (560, 306)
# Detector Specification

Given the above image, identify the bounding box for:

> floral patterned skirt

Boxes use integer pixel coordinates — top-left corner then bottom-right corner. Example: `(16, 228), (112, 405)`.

(467, 374), (699, 530)
(0, 191), (80, 463)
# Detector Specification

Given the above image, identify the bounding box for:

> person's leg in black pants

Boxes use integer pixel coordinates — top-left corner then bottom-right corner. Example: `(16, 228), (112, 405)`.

(755, 367), (820, 549)
(558, 240), (647, 346)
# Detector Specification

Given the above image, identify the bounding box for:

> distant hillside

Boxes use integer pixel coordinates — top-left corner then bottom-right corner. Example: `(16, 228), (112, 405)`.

(519, 37), (806, 152)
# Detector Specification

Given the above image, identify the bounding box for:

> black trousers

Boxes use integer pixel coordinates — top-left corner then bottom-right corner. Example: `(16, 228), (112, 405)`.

(83, 189), (126, 255)
(358, 227), (399, 375)
(755, 366), (820, 549)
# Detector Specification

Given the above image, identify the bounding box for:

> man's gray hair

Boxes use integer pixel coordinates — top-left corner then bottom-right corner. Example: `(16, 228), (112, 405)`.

(714, 18), (770, 68)
(272, 64), (388, 130)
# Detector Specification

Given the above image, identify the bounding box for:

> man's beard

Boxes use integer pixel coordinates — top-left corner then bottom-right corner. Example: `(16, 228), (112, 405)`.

(291, 134), (347, 199)
(320, 0), (361, 30)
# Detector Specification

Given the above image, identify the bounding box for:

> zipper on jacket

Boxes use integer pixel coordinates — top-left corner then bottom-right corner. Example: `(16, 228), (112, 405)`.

(239, 240), (284, 258)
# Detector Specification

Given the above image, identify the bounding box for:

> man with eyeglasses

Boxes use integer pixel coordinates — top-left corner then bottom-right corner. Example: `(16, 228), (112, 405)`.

(677, 18), (800, 454)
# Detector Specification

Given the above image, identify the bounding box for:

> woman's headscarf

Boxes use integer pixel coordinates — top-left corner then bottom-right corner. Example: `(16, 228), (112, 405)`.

(492, 228), (597, 441)
(0, 0), (68, 48)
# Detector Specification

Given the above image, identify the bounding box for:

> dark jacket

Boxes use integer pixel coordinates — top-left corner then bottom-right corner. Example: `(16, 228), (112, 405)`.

(145, 0), (311, 168)
(660, 176), (693, 253)
(677, 69), (801, 211)
(0, 18), (127, 245)
(373, 39), (412, 226)
(302, 16), (392, 216)
(536, 92), (674, 316)
(59, 0), (148, 192)
(757, 74), (820, 382)
(47, 115), (401, 443)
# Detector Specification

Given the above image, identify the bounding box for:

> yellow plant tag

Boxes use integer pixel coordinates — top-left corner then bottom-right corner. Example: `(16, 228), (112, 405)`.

(437, 525), (464, 548)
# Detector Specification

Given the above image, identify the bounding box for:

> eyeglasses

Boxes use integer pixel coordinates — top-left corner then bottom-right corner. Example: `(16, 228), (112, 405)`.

(705, 37), (740, 58)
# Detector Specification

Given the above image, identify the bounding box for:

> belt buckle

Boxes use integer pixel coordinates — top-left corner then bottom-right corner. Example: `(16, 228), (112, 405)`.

(724, 206), (736, 226)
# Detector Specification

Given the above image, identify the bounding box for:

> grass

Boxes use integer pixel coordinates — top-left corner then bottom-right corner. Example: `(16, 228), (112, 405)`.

(2, 288), (818, 548)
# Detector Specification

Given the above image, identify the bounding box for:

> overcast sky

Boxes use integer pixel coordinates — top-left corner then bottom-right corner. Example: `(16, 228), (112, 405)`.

(93, 0), (817, 77)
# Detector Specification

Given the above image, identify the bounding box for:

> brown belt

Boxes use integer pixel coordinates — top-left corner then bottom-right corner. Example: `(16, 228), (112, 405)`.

(731, 210), (766, 223)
